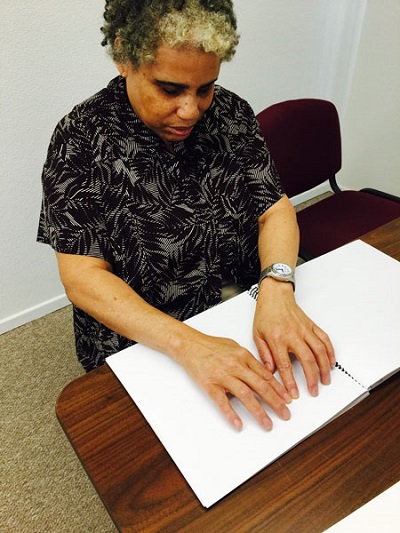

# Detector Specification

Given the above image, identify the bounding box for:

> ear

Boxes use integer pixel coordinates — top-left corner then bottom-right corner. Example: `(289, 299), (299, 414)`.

(113, 37), (128, 77)
(115, 63), (128, 78)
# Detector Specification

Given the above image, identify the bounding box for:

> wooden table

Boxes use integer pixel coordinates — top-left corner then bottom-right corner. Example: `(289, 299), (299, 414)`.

(56, 218), (400, 533)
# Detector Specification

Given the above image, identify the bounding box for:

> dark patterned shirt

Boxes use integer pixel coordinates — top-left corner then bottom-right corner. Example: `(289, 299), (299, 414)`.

(37, 76), (284, 371)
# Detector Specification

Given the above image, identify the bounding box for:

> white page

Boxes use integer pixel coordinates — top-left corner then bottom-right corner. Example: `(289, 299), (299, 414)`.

(107, 295), (366, 507)
(108, 344), (365, 507)
(295, 240), (400, 389)
(107, 240), (399, 507)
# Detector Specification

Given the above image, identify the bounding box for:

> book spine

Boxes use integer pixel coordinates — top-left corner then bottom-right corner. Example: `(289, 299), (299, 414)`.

(248, 284), (259, 300)
(334, 362), (365, 387)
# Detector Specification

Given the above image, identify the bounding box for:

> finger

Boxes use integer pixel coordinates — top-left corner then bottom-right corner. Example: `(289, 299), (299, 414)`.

(224, 352), (292, 420)
(226, 376), (275, 430)
(227, 364), (292, 422)
(306, 332), (332, 386)
(212, 381), (273, 430)
(207, 385), (244, 430)
(303, 324), (336, 386)
(313, 324), (336, 366)
(291, 342), (320, 397)
(253, 335), (276, 373)
(274, 352), (300, 399)
(247, 358), (292, 404)
(249, 372), (292, 421)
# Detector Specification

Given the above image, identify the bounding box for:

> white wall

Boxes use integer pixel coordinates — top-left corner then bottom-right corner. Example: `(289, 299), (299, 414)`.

(339, 0), (400, 194)
(221, 0), (366, 116)
(1, 0), (115, 333)
(0, 0), (397, 333)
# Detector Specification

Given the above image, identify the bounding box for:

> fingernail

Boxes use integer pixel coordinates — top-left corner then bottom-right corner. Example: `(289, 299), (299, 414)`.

(282, 407), (291, 421)
(311, 385), (319, 397)
(262, 417), (273, 431)
(284, 392), (292, 403)
(291, 388), (299, 399)
(233, 418), (242, 431)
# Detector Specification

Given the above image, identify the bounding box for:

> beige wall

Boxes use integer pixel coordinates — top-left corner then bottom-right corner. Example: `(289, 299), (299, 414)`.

(339, 0), (400, 195)
(1, 0), (398, 332)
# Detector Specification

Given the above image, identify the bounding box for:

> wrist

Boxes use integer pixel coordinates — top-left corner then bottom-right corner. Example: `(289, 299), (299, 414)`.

(164, 322), (207, 365)
(258, 276), (295, 295)
(259, 262), (295, 291)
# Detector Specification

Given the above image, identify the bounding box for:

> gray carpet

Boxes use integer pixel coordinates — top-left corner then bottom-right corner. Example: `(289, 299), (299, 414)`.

(0, 305), (116, 532)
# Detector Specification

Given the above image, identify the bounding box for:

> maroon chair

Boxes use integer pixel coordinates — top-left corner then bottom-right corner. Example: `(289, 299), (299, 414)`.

(256, 99), (400, 260)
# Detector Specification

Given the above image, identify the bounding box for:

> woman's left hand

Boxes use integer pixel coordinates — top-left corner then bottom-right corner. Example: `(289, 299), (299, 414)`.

(253, 278), (336, 399)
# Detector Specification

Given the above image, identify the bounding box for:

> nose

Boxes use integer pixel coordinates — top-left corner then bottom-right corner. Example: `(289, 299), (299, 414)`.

(176, 95), (201, 122)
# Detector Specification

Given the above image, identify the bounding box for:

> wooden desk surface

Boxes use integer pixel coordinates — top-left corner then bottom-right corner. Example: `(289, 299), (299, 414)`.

(56, 218), (400, 533)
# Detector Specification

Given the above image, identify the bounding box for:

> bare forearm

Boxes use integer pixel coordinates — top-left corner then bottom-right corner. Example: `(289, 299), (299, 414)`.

(253, 195), (335, 397)
(58, 255), (197, 362)
(258, 194), (299, 271)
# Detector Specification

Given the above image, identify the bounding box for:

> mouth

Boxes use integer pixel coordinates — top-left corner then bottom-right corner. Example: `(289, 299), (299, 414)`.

(166, 125), (195, 138)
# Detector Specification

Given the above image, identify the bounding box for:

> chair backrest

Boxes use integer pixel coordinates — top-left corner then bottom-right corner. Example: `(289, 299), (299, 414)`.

(256, 99), (342, 198)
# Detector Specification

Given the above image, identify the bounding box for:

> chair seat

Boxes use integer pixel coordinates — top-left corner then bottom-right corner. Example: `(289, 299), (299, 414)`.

(297, 190), (400, 258)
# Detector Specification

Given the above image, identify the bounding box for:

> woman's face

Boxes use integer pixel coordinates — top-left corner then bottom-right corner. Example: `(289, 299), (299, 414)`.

(118, 42), (221, 143)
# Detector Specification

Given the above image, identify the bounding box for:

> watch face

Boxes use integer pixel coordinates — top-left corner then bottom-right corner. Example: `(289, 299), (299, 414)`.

(273, 263), (292, 276)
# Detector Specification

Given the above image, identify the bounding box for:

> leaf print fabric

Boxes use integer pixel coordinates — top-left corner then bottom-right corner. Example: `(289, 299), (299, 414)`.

(37, 77), (284, 371)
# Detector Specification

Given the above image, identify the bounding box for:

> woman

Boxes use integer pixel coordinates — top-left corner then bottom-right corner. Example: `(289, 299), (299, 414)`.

(38, 0), (335, 430)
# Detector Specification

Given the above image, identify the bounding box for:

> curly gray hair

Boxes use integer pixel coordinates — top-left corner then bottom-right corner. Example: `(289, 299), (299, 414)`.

(101, 0), (239, 67)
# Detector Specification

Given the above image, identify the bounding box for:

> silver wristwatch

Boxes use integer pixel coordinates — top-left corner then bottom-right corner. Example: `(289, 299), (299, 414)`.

(259, 263), (295, 289)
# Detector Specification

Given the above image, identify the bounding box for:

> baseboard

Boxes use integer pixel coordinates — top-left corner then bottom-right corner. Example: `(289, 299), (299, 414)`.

(0, 294), (70, 335)
(289, 181), (352, 206)
(289, 183), (333, 206)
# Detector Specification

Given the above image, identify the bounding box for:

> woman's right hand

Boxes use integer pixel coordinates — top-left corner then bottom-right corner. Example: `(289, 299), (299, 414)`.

(178, 333), (292, 431)
(55, 253), (291, 431)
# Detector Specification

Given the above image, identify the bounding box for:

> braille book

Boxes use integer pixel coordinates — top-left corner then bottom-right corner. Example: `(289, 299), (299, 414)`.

(107, 240), (400, 508)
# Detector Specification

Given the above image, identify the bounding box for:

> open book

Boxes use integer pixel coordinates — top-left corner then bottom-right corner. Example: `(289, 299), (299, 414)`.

(107, 240), (400, 508)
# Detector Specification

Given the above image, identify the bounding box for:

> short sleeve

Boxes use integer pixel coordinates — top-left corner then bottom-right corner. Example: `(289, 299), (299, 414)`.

(232, 98), (285, 212)
(37, 114), (110, 261)
(203, 88), (286, 221)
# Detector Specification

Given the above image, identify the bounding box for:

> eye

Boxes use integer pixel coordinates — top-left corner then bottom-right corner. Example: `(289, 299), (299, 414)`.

(156, 82), (183, 97)
(161, 86), (182, 97)
(197, 84), (214, 97)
